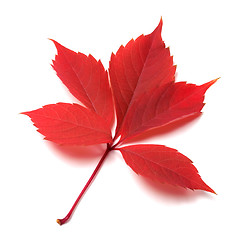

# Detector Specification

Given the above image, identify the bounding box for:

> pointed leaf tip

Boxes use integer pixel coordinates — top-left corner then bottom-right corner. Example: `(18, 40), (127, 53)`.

(48, 38), (57, 46)
(149, 18), (163, 37)
(200, 77), (219, 94)
(156, 17), (163, 30)
(49, 39), (65, 53)
(206, 77), (219, 88)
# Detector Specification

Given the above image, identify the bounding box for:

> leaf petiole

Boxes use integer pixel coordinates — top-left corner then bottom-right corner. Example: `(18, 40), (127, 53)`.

(56, 143), (113, 225)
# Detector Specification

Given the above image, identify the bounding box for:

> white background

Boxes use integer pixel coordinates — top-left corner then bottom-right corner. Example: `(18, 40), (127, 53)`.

(1, 0), (239, 239)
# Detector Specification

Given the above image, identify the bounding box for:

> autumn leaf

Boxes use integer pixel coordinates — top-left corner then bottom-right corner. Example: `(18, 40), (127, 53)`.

(119, 144), (215, 193)
(22, 103), (112, 145)
(109, 20), (175, 138)
(117, 79), (217, 142)
(51, 39), (114, 126)
(22, 18), (217, 225)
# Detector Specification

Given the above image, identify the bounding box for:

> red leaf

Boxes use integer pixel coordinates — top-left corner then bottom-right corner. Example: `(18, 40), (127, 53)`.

(109, 18), (176, 137)
(118, 79), (218, 142)
(51, 40), (114, 126)
(22, 103), (112, 145)
(109, 19), (217, 143)
(23, 19), (217, 225)
(119, 144), (215, 193)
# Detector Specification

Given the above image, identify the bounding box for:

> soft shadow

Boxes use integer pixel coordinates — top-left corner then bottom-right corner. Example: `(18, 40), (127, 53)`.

(121, 113), (215, 203)
(132, 173), (214, 204)
(47, 142), (107, 166)
(122, 113), (202, 145)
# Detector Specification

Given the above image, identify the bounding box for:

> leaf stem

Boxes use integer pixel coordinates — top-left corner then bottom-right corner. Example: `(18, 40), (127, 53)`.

(56, 144), (111, 225)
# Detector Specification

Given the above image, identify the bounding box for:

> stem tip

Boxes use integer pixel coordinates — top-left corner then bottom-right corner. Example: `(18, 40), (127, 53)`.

(56, 219), (62, 225)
